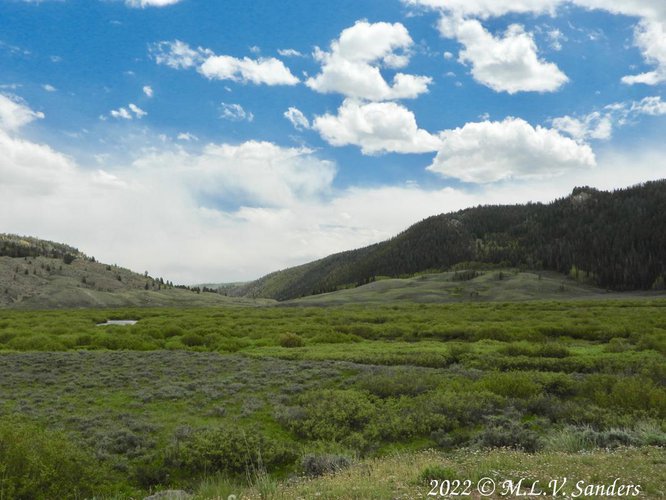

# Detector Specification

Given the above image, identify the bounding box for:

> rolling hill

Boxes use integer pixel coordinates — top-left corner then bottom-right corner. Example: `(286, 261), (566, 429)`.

(232, 180), (666, 301)
(0, 234), (272, 309)
(289, 269), (622, 305)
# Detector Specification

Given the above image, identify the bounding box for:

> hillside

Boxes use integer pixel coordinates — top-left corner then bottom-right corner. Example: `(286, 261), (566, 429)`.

(233, 180), (666, 301)
(0, 234), (272, 309)
(289, 269), (632, 306)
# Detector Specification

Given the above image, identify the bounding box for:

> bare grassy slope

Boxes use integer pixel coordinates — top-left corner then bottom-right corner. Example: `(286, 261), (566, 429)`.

(289, 269), (652, 305)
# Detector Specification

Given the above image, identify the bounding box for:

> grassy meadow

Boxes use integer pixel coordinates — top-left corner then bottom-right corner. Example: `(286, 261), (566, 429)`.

(0, 299), (665, 498)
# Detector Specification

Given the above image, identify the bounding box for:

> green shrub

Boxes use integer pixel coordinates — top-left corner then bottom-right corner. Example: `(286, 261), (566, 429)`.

(311, 331), (362, 344)
(609, 378), (666, 416)
(541, 373), (577, 397)
(355, 368), (440, 398)
(498, 342), (533, 357)
(7, 335), (65, 351)
(280, 390), (377, 442)
(161, 326), (184, 338)
(279, 333), (304, 348)
(605, 337), (632, 353)
(90, 333), (156, 350)
(181, 333), (205, 347)
(478, 372), (541, 399)
(169, 426), (296, 476)
(547, 421), (666, 452)
(475, 414), (543, 452)
(216, 337), (250, 352)
(584, 376), (666, 416)
(544, 426), (596, 452)
(426, 389), (504, 427)
(0, 418), (108, 499)
(535, 343), (571, 358)
(448, 343), (471, 363)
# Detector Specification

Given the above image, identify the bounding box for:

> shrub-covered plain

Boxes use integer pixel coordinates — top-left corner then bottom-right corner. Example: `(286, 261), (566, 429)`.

(0, 299), (664, 497)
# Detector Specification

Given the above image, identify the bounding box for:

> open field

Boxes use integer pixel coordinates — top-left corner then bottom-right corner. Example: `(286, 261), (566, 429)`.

(0, 299), (664, 498)
(217, 447), (666, 499)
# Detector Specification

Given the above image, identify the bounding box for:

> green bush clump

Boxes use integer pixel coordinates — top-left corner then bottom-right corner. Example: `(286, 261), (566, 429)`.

(7, 334), (65, 351)
(605, 337), (632, 353)
(475, 413), (544, 452)
(311, 331), (362, 344)
(541, 373), (577, 397)
(279, 333), (304, 348)
(478, 372), (541, 399)
(498, 342), (533, 357)
(181, 332), (205, 347)
(355, 368), (440, 398)
(0, 331), (16, 344)
(216, 337), (250, 352)
(636, 334), (666, 354)
(91, 333), (157, 350)
(544, 423), (666, 452)
(168, 425), (297, 476)
(280, 389), (377, 442)
(498, 342), (570, 358)
(426, 389), (504, 427)
(161, 325), (184, 338)
(535, 343), (571, 358)
(0, 418), (108, 499)
(583, 375), (666, 416)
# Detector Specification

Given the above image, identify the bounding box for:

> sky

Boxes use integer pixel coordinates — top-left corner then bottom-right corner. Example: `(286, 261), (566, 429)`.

(1, 0), (665, 284)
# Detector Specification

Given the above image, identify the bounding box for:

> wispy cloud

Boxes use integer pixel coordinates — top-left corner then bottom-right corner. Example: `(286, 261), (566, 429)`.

(109, 103), (147, 120)
(220, 102), (253, 122)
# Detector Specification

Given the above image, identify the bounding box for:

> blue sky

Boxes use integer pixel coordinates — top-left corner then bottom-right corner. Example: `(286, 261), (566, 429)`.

(1, 0), (665, 283)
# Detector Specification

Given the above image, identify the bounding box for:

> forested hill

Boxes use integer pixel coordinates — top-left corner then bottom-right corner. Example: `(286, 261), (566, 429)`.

(0, 234), (84, 261)
(233, 180), (666, 301)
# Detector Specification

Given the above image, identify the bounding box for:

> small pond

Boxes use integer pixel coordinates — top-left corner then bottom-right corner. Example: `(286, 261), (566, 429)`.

(96, 320), (138, 326)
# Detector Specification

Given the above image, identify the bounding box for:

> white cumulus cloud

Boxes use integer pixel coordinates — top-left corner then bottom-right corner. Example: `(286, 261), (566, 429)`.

(406, 0), (666, 86)
(621, 19), (666, 85)
(440, 17), (568, 93)
(306, 20), (432, 101)
(143, 85), (153, 98)
(552, 112), (613, 141)
(152, 40), (299, 86)
(200, 55), (299, 85)
(0, 93), (44, 132)
(313, 99), (442, 155)
(427, 117), (596, 183)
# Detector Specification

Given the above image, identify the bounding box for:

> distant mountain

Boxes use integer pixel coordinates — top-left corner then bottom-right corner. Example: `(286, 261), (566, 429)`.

(0, 234), (271, 309)
(232, 180), (666, 301)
